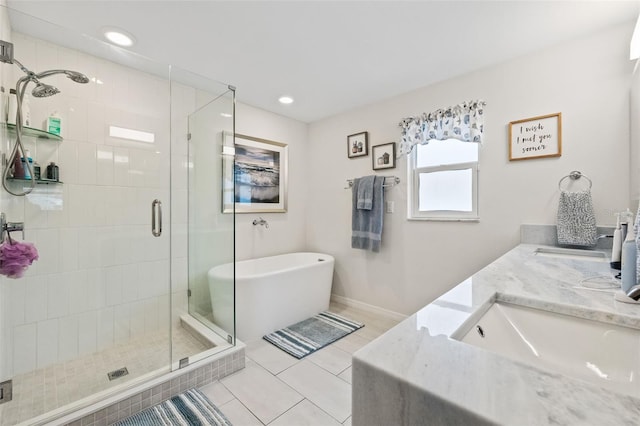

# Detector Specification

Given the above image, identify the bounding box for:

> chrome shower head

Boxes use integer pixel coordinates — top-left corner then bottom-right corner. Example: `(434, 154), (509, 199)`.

(64, 70), (90, 84)
(34, 69), (90, 84)
(24, 69), (88, 98)
(31, 83), (60, 98)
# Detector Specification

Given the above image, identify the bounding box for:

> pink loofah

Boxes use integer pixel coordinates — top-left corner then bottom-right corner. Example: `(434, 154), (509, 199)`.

(0, 240), (39, 278)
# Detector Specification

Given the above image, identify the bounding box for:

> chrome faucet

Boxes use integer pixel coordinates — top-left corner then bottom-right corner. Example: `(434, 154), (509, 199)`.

(252, 217), (269, 229)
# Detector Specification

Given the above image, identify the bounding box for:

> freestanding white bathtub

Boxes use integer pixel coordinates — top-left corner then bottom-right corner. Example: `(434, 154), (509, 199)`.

(207, 252), (335, 342)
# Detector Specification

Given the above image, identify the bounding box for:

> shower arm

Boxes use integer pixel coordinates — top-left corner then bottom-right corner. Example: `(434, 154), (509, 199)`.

(36, 69), (76, 79)
(11, 58), (33, 80)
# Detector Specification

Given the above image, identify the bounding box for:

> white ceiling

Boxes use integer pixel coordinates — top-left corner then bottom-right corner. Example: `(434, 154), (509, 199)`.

(5, 1), (640, 123)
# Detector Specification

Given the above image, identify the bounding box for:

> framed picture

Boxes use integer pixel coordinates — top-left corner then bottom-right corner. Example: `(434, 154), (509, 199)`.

(509, 112), (562, 161)
(372, 142), (396, 170)
(347, 131), (368, 158)
(222, 132), (288, 213)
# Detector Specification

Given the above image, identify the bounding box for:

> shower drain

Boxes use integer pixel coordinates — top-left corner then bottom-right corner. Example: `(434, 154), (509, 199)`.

(107, 367), (129, 381)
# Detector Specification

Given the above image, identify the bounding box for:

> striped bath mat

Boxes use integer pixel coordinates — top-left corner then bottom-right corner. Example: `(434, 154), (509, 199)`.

(114, 388), (231, 426)
(263, 311), (364, 359)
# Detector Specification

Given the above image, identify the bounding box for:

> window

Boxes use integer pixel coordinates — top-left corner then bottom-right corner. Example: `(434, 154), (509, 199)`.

(408, 139), (479, 220)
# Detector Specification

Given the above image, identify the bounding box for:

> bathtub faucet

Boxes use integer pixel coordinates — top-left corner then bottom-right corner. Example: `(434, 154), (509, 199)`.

(252, 217), (269, 229)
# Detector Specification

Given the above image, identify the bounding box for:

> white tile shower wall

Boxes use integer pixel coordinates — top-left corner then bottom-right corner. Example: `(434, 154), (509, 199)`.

(0, 32), (173, 379)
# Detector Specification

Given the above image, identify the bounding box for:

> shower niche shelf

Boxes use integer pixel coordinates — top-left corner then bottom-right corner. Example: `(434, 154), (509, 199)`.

(6, 177), (62, 185)
(3, 124), (63, 185)
(5, 123), (63, 141)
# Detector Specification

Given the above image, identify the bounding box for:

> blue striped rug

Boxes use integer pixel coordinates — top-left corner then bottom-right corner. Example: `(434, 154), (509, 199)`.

(263, 311), (364, 359)
(114, 388), (231, 426)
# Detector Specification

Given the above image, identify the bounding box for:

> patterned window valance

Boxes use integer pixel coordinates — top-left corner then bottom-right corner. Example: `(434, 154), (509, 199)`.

(397, 100), (486, 157)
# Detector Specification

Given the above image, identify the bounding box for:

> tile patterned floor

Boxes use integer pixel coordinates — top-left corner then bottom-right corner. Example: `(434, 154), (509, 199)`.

(0, 325), (212, 426)
(199, 302), (400, 426)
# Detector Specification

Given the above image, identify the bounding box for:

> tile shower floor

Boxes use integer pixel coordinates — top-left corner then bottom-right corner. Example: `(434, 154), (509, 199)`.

(0, 325), (212, 426)
(199, 302), (400, 426)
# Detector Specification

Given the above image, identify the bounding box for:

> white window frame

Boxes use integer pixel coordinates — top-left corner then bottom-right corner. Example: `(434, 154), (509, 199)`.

(407, 142), (479, 221)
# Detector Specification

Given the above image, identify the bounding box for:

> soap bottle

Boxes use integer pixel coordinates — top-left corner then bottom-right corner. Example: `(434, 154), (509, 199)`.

(622, 220), (638, 292)
(611, 213), (622, 269)
(33, 160), (41, 180)
(46, 111), (61, 136)
(11, 151), (24, 179)
(22, 149), (33, 180)
(46, 162), (59, 181)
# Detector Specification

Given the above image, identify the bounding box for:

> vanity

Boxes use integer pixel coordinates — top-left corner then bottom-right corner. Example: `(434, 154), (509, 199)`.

(352, 243), (640, 425)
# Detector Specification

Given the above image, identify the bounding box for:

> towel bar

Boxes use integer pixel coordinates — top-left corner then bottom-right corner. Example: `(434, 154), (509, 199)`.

(345, 176), (400, 189)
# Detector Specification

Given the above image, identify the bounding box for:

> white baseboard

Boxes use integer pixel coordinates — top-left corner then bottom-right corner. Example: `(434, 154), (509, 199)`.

(330, 294), (407, 322)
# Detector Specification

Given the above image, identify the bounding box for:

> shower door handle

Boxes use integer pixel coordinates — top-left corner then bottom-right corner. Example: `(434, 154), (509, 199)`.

(151, 199), (162, 237)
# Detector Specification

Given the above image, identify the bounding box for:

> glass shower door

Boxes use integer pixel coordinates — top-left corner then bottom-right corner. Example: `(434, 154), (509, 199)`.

(185, 86), (235, 346)
(0, 7), (173, 424)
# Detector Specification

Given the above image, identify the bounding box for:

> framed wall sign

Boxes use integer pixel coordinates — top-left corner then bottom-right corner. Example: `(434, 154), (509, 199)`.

(347, 131), (368, 158)
(372, 142), (396, 170)
(509, 112), (562, 161)
(223, 132), (288, 213)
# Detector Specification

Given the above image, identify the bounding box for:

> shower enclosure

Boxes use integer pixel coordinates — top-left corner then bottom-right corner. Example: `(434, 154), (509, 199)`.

(0, 5), (237, 425)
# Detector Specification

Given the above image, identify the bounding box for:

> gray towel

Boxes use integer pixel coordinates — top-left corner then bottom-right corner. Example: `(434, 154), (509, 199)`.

(556, 189), (597, 247)
(356, 175), (375, 210)
(352, 176), (384, 252)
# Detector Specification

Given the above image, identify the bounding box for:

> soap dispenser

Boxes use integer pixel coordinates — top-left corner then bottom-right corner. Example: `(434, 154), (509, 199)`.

(611, 213), (622, 269)
(46, 111), (62, 136)
(622, 218), (638, 292)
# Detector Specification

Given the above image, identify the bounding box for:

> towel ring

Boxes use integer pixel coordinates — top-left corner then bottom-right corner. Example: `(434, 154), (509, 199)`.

(558, 171), (592, 190)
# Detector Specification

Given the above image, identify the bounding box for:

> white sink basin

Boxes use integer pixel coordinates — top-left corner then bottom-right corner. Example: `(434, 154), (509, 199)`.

(452, 301), (640, 396)
(534, 247), (607, 262)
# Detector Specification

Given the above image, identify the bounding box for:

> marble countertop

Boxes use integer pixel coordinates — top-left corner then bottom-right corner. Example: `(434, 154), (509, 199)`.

(353, 244), (640, 425)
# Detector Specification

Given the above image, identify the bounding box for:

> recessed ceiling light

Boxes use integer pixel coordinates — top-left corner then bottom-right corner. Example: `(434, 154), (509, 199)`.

(102, 27), (136, 47)
(278, 96), (294, 105)
(220, 113), (233, 118)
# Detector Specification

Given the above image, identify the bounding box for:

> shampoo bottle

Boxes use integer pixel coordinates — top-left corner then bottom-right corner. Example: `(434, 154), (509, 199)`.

(611, 213), (622, 269)
(622, 221), (638, 292)
(11, 151), (24, 179)
(33, 161), (40, 180)
(22, 149), (32, 180)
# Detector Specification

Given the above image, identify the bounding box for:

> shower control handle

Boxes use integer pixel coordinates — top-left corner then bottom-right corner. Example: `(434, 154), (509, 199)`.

(151, 199), (162, 237)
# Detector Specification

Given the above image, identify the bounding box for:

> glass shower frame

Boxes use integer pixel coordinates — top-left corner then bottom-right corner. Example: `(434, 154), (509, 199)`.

(184, 81), (236, 345)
